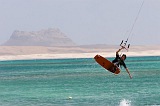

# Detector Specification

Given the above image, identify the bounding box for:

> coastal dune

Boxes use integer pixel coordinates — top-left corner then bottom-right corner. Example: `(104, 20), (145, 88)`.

(1, 29), (159, 61)
(0, 45), (160, 61)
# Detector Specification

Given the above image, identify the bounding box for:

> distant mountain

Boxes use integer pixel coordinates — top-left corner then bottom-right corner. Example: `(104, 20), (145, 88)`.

(3, 28), (76, 46)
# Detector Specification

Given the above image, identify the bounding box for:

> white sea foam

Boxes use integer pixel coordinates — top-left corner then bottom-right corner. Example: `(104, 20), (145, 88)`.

(119, 99), (131, 106)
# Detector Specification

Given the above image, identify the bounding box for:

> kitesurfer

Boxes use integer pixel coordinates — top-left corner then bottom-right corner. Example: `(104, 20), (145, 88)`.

(112, 46), (132, 79)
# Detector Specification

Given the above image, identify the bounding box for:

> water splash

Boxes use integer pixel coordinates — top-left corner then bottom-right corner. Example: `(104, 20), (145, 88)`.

(119, 99), (131, 106)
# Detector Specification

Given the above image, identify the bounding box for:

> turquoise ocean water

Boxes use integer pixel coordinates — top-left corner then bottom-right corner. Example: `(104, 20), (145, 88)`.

(0, 56), (160, 106)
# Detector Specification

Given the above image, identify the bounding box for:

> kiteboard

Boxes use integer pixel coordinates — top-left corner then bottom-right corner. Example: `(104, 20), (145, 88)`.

(94, 54), (120, 74)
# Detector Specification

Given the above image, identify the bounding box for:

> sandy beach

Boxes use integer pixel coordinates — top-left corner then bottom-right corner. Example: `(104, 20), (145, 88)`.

(0, 45), (160, 61)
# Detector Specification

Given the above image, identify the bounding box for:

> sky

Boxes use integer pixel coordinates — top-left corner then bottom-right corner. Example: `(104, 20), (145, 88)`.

(0, 0), (160, 45)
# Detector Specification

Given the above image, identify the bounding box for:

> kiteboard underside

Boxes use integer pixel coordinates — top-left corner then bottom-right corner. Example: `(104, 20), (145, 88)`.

(94, 54), (120, 74)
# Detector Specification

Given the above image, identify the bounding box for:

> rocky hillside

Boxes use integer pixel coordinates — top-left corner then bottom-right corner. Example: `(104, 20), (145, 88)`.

(3, 28), (76, 46)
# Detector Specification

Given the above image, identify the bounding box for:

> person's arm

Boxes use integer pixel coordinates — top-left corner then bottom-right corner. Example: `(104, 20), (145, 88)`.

(125, 68), (132, 79)
(116, 46), (125, 55)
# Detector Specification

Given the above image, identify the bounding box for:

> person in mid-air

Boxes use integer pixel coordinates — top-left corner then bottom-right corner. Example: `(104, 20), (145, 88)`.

(112, 46), (132, 79)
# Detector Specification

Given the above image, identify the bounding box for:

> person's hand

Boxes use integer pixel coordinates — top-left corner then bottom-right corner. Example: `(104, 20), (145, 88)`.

(121, 46), (125, 49)
(129, 75), (132, 79)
